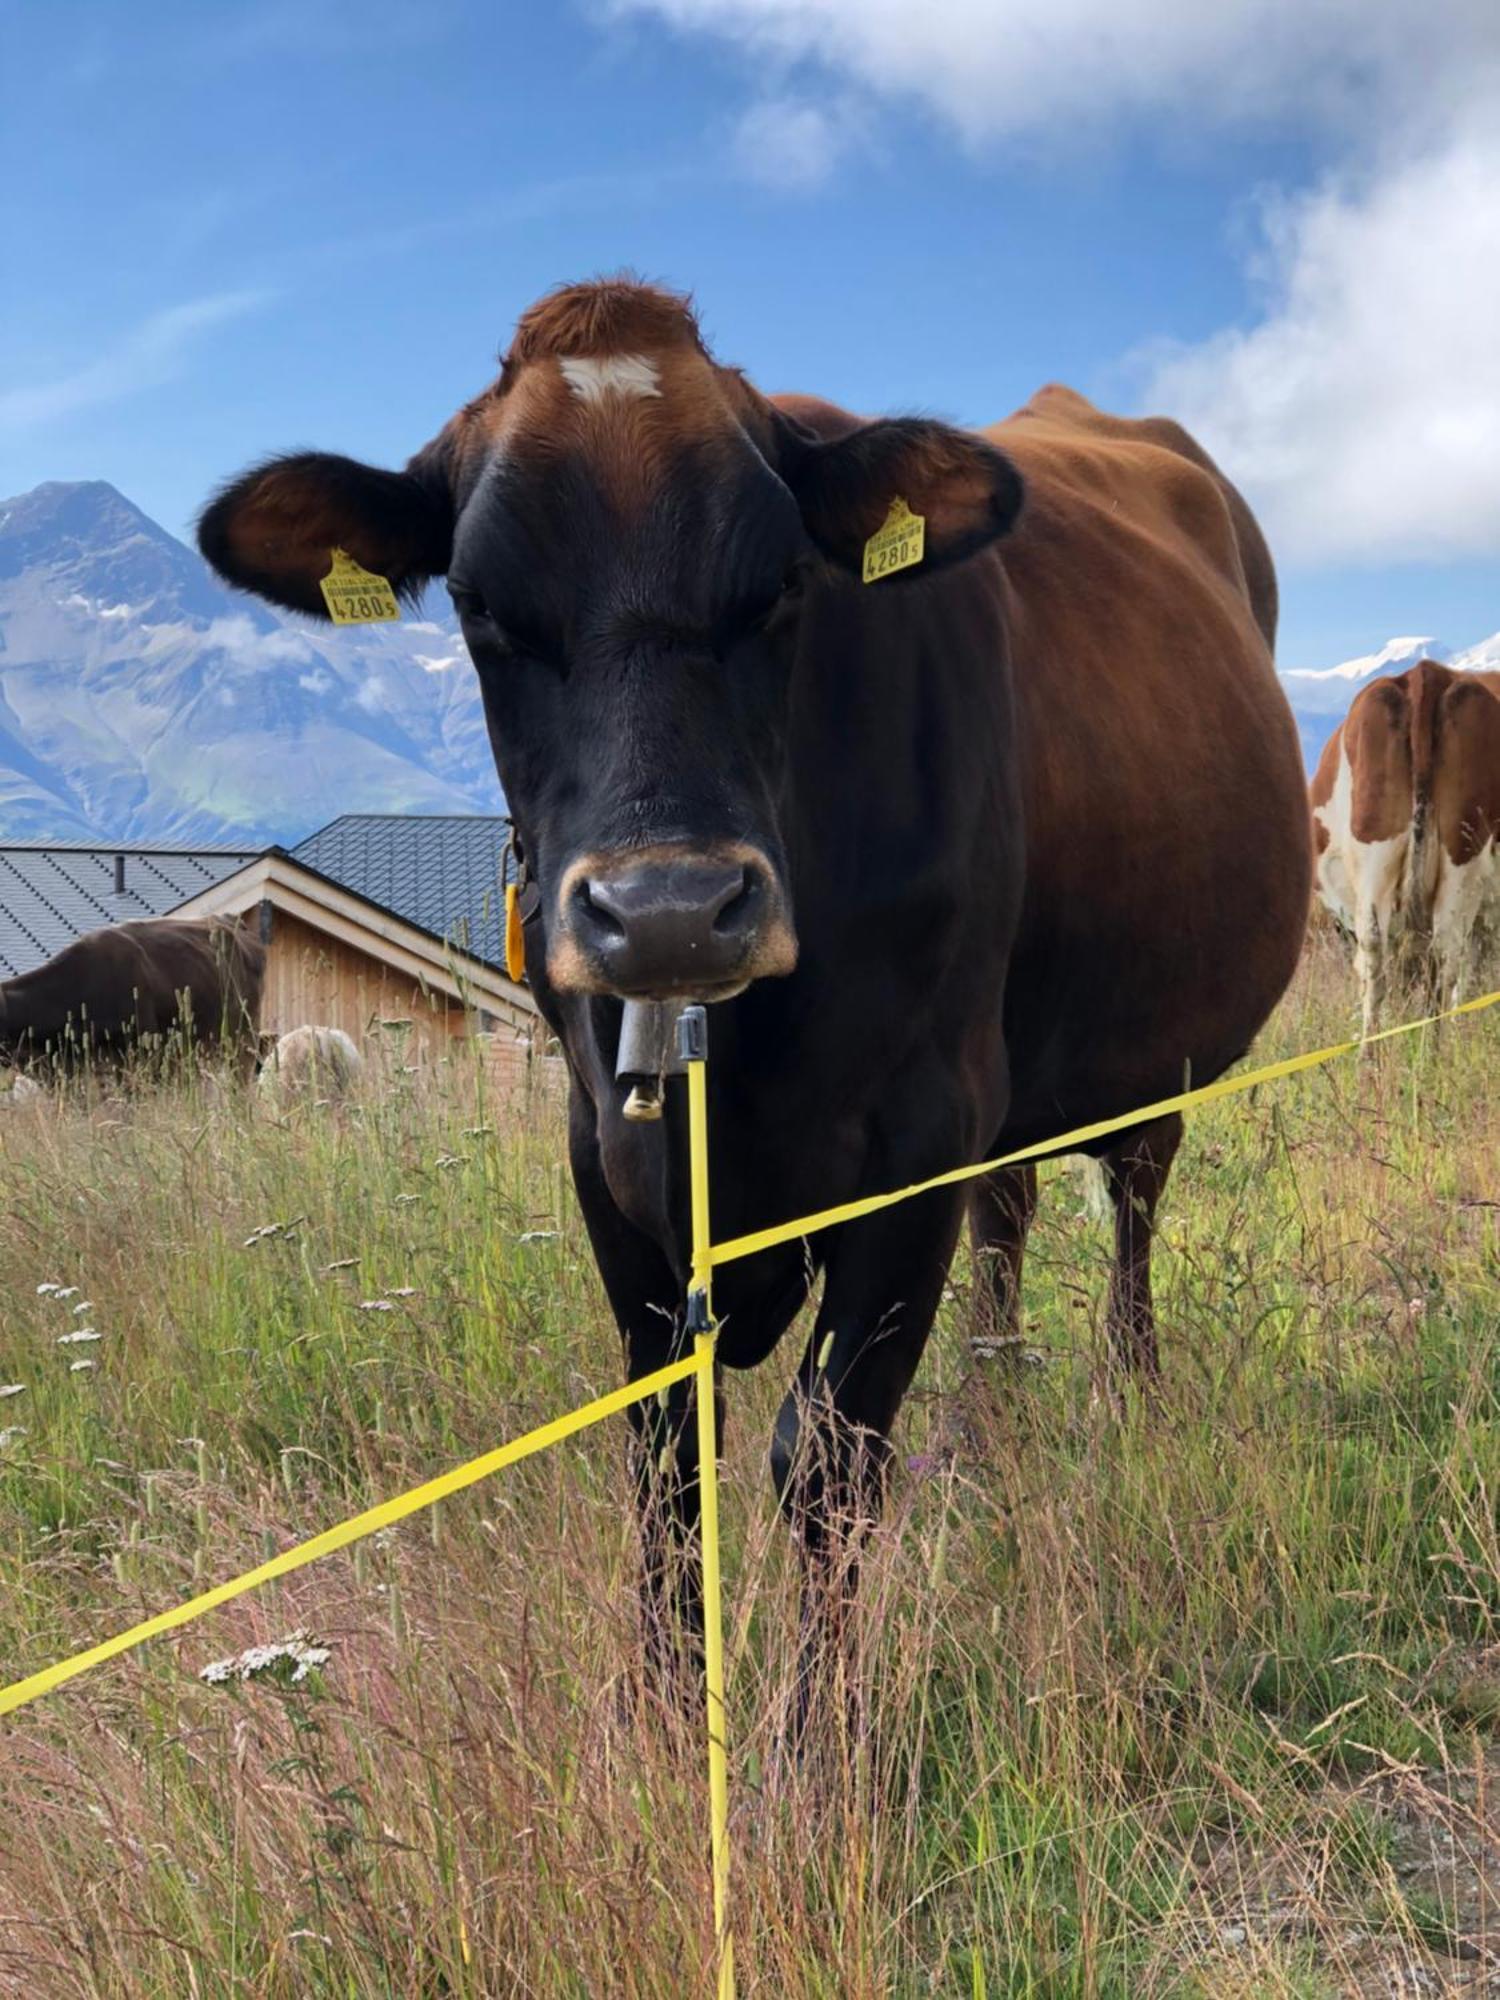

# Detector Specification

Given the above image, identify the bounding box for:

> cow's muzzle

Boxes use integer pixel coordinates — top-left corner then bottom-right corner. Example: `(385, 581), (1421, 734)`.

(551, 843), (797, 1000)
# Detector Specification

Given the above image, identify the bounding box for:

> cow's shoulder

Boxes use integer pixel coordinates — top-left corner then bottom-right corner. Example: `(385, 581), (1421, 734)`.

(993, 384), (1277, 645)
(1003, 384), (1226, 477)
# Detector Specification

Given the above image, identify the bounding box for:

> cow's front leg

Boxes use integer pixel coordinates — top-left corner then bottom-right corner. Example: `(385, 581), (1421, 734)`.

(769, 1184), (967, 1741)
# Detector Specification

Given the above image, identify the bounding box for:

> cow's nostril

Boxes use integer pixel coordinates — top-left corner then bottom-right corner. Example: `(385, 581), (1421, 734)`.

(711, 870), (758, 937)
(578, 880), (627, 942)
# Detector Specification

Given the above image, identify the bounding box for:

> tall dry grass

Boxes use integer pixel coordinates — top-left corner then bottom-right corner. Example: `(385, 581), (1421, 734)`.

(0, 936), (1495, 1997)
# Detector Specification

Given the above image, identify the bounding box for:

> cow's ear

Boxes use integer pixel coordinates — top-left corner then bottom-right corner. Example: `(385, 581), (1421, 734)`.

(778, 416), (1023, 578)
(197, 445), (453, 619)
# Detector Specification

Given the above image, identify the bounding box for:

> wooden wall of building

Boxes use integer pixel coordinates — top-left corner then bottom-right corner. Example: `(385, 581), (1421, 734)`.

(259, 910), (535, 1067)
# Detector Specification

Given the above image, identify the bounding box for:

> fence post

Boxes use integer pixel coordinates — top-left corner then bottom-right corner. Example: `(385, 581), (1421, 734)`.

(678, 1003), (735, 2000)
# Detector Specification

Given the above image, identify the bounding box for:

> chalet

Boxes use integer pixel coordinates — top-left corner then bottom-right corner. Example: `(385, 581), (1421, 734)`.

(1, 816), (539, 1083)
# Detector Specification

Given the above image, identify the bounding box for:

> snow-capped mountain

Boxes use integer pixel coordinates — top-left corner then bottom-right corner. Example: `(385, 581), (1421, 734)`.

(0, 478), (1492, 842)
(0, 480), (499, 845)
(1279, 632), (1497, 768)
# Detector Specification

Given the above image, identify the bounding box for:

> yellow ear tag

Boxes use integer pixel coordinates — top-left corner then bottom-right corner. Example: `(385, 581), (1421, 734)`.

(862, 497), (926, 584)
(319, 548), (401, 624)
(504, 881), (526, 982)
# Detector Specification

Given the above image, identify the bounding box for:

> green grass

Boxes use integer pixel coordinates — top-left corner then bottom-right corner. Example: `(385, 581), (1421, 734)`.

(0, 936), (1496, 1997)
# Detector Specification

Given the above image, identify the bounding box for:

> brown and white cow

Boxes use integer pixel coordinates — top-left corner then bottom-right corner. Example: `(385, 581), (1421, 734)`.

(1311, 660), (1500, 1031)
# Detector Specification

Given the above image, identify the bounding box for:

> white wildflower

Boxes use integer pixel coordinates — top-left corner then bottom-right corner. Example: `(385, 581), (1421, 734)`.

(0, 1385), (25, 1400)
(518, 1230), (560, 1245)
(393, 1193), (419, 1206)
(54, 1287), (80, 1301)
(72, 1301), (95, 1315)
(358, 1299), (394, 1312)
(324, 1258), (360, 1272)
(242, 1216), (304, 1247)
(433, 1152), (467, 1169)
(462, 1124), (492, 1138)
(69, 1359), (96, 1373)
(36, 1283), (60, 1296)
(0, 1426), (26, 1448)
(388, 1286), (416, 1298)
(57, 1329), (101, 1346)
(198, 1630), (332, 1687)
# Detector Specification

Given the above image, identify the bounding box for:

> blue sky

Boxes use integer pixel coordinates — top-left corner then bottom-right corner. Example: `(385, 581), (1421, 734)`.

(4, 0), (1497, 668)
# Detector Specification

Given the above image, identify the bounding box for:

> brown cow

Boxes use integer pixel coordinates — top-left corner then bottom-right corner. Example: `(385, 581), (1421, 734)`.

(1311, 660), (1500, 1031)
(198, 280), (1311, 1713)
(0, 917), (265, 1070)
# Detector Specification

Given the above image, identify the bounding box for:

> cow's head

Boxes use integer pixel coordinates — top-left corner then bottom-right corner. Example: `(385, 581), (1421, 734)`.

(200, 281), (1023, 1003)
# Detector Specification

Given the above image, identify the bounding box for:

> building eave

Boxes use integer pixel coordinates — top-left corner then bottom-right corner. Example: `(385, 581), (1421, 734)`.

(168, 851), (533, 1017)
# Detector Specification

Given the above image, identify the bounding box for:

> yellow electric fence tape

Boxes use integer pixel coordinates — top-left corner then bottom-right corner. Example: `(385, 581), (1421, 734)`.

(0, 1352), (703, 1721)
(707, 985), (1500, 1270)
(688, 1050), (736, 2000)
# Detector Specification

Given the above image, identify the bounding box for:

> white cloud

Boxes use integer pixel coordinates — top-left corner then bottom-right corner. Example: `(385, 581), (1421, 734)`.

(610, 0), (1498, 147)
(1135, 113), (1500, 564)
(733, 98), (854, 190)
(615, 0), (1500, 566)
(0, 291), (271, 432)
(201, 614), (316, 668)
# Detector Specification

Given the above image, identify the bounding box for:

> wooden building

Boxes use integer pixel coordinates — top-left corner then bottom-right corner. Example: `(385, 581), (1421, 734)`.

(168, 816), (538, 1087)
(2, 816), (543, 1091)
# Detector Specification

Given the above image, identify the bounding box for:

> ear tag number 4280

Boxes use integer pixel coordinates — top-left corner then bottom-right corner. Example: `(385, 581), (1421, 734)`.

(320, 548), (401, 624)
(862, 498), (926, 584)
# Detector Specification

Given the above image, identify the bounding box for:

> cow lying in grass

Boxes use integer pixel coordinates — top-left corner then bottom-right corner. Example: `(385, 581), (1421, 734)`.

(0, 918), (265, 1074)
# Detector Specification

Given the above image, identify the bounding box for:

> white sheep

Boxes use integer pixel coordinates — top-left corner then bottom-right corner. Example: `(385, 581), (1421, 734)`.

(257, 1026), (363, 1105)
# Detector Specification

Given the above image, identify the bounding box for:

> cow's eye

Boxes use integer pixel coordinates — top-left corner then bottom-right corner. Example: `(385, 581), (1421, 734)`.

(741, 566), (807, 637)
(450, 585), (495, 626)
(451, 587), (524, 658)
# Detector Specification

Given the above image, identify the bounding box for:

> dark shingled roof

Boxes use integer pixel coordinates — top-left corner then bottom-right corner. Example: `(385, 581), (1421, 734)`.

(0, 845), (260, 979)
(291, 814), (514, 971)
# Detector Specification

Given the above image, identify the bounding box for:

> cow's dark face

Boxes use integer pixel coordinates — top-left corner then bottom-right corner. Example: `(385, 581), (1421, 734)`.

(445, 349), (809, 1001)
(198, 281), (1023, 1002)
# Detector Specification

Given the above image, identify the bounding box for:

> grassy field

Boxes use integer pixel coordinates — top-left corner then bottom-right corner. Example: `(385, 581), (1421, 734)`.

(0, 934), (1496, 1998)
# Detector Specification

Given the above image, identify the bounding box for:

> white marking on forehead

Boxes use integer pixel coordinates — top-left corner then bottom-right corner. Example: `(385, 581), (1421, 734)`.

(558, 353), (661, 404)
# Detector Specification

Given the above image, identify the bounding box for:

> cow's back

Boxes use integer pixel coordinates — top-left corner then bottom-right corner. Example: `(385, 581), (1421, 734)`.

(0, 917), (264, 1057)
(982, 386), (1310, 1136)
